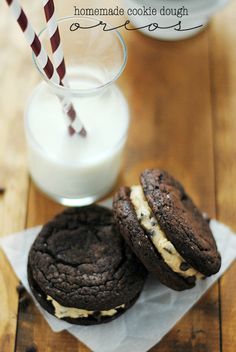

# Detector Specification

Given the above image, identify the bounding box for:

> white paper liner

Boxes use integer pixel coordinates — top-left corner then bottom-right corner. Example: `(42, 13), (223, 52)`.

(1, 217), (236, 352)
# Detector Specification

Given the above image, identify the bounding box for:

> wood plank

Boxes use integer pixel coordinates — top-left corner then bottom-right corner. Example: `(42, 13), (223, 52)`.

(209, 2), (236, 352)
(0, 1), (38, 350)
(123, 28), (220, 352)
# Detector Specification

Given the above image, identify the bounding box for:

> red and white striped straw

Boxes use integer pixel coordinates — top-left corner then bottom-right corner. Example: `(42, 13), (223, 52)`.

(42, 0), (86, 136)
(42, 0), (67, 84)
(5, 0), (60, 84)
(5, 0), (86, 137)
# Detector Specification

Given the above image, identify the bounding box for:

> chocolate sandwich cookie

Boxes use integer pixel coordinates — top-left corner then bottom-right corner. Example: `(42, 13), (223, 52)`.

(113, 169), (221, 291)
(27, 205), (147, 325)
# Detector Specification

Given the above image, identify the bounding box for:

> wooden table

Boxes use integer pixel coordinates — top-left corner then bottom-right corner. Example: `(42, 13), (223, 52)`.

(1, 0), (236, 351)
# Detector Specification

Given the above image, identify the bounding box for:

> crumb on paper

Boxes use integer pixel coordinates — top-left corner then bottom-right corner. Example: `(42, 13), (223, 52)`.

(25, 344), (38, 352)
(16, 282), (25, 295)
(0, 187), (5, 195)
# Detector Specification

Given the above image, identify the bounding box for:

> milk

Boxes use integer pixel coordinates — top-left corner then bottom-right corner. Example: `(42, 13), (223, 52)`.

(24, 77), (129, 205)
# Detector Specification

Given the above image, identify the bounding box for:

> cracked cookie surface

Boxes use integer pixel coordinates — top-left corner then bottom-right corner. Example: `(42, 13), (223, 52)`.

(27, 205), (147, 325)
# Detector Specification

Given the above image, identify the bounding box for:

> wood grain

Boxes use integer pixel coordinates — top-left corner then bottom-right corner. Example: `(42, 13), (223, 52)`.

(209, 2), (236, 352)
(0, 1), (37, 351)
(122, 28), (220, 352)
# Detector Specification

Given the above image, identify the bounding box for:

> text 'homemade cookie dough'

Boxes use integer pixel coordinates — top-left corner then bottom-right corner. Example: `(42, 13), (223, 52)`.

(27, 205), (147, 325)
(113, 169), (221, 291)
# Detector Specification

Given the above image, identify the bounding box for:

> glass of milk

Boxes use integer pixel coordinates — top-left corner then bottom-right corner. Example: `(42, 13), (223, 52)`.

(24, 17), (129, 206)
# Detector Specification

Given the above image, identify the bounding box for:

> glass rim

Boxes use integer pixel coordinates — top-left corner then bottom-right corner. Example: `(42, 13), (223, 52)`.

(33, 16), (128, 95)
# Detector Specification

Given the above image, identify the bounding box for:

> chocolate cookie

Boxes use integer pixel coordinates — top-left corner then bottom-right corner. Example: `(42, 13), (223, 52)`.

(113, 169), (221, 291)
(27, 205), (147, 325)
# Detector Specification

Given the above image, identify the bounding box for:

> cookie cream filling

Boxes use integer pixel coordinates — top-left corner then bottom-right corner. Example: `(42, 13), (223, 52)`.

(47, 296), (125, 319)
(130, 185), (203, 279)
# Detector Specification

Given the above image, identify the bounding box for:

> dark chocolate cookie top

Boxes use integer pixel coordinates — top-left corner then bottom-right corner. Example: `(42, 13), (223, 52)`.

(28, 205), (147, 311)
(140, 169), (221, 276)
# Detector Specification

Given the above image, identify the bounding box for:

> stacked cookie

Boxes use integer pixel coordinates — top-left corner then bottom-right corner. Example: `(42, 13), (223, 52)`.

(113, 169), (221, 291)
(28, 169), (221, 325)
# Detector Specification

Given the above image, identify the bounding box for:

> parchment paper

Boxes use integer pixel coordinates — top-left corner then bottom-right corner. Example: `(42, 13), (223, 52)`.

(1, 215), (236, 352)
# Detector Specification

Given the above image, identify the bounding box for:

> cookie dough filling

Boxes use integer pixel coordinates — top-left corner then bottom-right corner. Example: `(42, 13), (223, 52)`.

(130, 185), (203, 280)
(47, 296), (125, 319)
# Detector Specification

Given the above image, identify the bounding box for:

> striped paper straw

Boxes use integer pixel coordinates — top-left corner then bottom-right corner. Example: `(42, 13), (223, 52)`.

(42, 0), (86, 136)
(42, 0), (67, 84)
(5, 0), (86, 136)
(5, 0), (60, 84)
